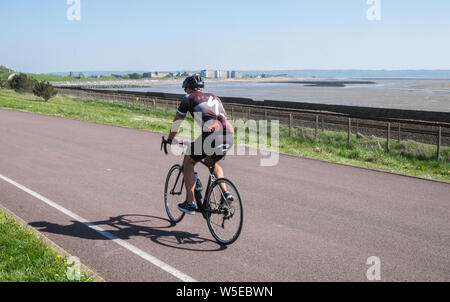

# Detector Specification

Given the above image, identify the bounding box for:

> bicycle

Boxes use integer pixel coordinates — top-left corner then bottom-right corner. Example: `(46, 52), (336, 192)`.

(161, 136), (243, 245)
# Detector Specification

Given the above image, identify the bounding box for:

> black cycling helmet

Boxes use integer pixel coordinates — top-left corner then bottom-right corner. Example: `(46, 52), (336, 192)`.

(182, 74), (204, 91)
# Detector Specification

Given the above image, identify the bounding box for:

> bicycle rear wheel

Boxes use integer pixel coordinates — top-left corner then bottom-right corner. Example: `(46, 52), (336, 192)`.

(205, 178), (243, 245)
(164, 165), (185, 223)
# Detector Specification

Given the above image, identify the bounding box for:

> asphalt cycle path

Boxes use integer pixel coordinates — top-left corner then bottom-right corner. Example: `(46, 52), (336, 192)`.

(0, 109), (449, 281)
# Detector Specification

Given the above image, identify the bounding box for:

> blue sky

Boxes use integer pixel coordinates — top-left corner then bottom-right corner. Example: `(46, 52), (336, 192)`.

(1, 0), (449, 73)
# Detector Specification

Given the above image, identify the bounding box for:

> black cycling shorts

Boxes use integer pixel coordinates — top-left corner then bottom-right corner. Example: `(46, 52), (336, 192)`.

(188, 131), (234, 163)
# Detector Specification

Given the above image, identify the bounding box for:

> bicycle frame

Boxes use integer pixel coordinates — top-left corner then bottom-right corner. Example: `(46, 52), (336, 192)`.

(169, 142), (225, 216)
(162, 136), (243, 245)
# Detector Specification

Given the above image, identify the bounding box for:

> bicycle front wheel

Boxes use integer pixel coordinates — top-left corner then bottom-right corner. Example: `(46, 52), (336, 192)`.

(205, 178), (243, 245)
(164, 164), (185, 223)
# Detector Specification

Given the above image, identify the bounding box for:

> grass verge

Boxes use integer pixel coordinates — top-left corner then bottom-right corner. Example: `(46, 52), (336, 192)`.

(26, 73), (177, 83)
(0, 209), (92, 282)
(0, 88), (449, 182)
(27, 73), (123, 82)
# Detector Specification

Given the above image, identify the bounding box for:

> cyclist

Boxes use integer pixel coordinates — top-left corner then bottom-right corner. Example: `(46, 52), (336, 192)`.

(163, 74), (234, 215)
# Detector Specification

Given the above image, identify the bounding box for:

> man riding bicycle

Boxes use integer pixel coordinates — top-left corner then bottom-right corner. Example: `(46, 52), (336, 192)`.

(162, 74), (234, 215)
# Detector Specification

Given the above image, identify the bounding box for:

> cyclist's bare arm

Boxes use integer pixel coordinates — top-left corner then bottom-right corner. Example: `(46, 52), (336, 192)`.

(168, 112), (186, 141)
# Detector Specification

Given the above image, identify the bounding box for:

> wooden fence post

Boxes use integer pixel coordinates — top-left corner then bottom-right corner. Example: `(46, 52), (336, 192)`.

(289, 113), (293, 137)
(315, 115), (319, 141)
(348, 118), (352, 146)
(437, 126), (442, 161)
(387, 122), (391, 152)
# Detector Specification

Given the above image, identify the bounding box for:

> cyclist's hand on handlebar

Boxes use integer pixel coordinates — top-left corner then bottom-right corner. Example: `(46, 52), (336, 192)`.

(161, 136), (178, 155)
(161, 137), (170, 155)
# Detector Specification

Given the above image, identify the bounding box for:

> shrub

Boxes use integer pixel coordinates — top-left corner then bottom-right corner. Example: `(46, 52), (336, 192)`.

(0, 78), (9, 89)
(128, 73), (142, 79)
(9, 73), (37, 93)
(33, 81), (58, 102)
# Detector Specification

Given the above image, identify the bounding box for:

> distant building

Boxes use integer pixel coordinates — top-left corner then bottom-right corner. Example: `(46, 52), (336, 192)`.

(148, 72), (169, 78)
(231, 71), (243, 79)
(215, 70), (228, 79)
(151, 72), (170, 78)
(201, 70), (215, 78)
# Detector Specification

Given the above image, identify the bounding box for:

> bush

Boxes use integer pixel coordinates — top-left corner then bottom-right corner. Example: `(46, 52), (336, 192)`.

(0, 78), (9, 89)
(9, 73), (37, 93)
(128, 73), (142, 79)
(33, 81), (58, 102)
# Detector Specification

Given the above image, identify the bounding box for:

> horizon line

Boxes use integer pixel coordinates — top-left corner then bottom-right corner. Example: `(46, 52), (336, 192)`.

(39, 68), (450, 75)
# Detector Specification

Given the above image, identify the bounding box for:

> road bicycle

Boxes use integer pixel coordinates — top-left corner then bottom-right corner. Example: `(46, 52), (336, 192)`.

(161, 136), (243, 245)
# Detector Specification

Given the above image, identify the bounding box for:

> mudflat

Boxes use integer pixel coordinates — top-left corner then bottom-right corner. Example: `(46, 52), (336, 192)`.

(54, 78), (450, 112)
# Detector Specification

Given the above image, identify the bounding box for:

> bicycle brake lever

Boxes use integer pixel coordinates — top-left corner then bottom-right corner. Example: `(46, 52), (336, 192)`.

(161, 137), (168, 155)
(164, 142), (168, 155)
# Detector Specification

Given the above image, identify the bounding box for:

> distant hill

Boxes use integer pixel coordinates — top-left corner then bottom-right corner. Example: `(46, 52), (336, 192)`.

(0, 66), (13, 73)
(0, 66), (14, 80)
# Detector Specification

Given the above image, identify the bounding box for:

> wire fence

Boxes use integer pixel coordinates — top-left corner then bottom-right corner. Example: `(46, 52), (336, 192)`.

(56, 87), (450, 160)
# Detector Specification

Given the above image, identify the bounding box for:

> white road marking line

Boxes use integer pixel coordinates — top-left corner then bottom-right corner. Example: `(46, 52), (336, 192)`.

(0, 173), (197, 282)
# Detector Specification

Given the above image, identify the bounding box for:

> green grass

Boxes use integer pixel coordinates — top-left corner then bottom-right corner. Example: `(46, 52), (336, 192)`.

(0, 210), (92, 282)
(26, 73), (178, 83)
(273, 127), (449, 181)
(0, 88), (176, 130)
(1, 71), (177, 83)
(26, 73), (124, 82)
(0, 88), (449, 181)
(0, 72), (13, 80)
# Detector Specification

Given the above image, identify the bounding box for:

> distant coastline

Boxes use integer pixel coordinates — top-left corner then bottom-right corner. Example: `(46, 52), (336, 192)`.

(51, 78), (378, 89)
(53, 77), (450, 113)
(48, 69), (450, 80)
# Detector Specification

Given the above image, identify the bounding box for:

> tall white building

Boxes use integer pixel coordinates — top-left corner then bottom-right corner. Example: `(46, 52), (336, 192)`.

(215, 70), (228, 79)
(201, 70), (215, 78)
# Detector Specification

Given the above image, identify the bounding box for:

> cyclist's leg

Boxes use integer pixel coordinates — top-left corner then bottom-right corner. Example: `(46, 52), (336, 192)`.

(183, 155), (198, 205)
(183, 133), (206, 205)
(204, 157), (227, 193)
(204, 131), (234, 194)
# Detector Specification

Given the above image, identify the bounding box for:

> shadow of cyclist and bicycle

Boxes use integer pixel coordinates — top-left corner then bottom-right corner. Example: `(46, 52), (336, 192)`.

(29, 214), (227, 252)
